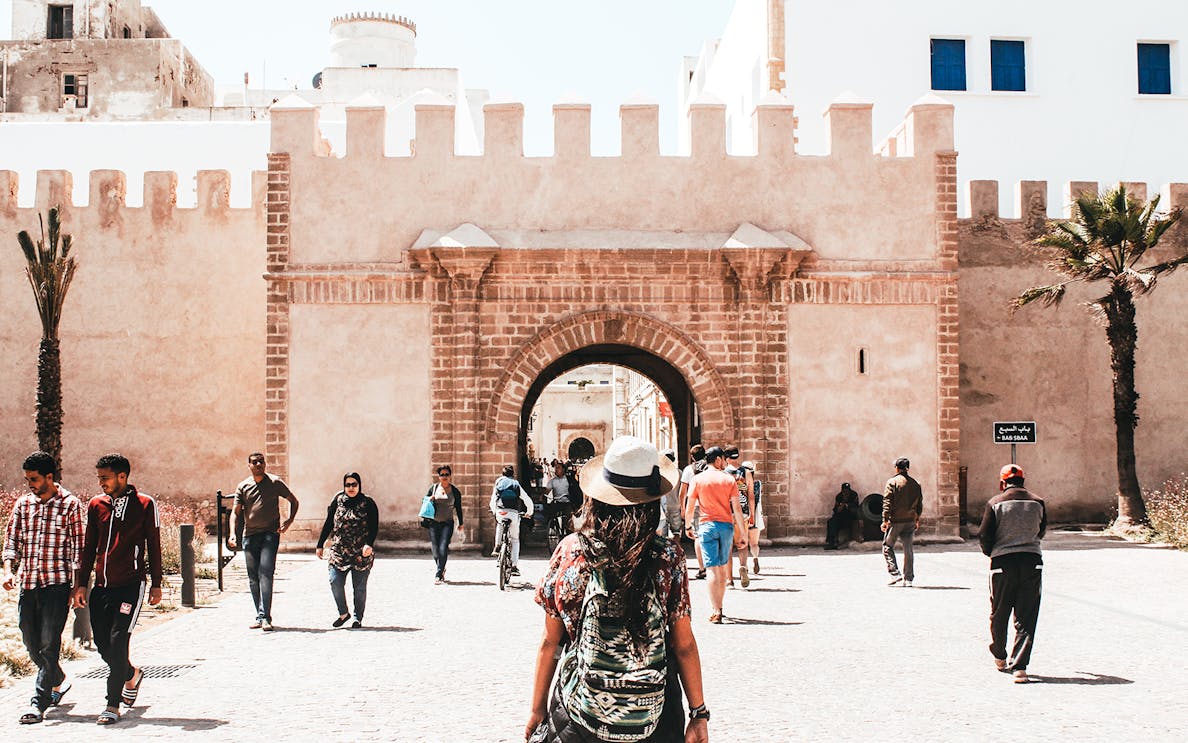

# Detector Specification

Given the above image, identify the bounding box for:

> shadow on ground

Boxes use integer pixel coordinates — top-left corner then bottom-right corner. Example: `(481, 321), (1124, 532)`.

(1027, 673), (1134, 685)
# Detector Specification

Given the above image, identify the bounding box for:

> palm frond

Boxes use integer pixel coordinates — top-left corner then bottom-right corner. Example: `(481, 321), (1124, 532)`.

(17, 230), (36, 263)
(1011, 283), (1069, 313)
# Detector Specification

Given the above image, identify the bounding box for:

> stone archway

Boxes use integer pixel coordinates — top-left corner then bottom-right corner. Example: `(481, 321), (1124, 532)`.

(483, 310), (736, 446)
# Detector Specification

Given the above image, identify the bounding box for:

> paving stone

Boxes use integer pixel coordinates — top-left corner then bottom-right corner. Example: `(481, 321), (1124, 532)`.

(1, 533), (1185, 741)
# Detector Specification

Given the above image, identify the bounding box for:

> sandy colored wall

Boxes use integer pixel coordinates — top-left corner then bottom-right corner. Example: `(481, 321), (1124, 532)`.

(958, 187), (1188, 521)
(287, 303), (432, 533)
(0, 168), (266, 508)
(788, 303), (940, 519)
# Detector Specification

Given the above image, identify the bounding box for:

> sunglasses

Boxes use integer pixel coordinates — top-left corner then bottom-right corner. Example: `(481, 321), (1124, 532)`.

(249, 459), (265, 465)
(344, 482), (359, 488)
(438, 473), (451, 478)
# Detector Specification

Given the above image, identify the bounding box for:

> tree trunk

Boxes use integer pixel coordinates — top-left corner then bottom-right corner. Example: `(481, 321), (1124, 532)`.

(1104, 284), (1147, 526)
(36, 337), (63, 473)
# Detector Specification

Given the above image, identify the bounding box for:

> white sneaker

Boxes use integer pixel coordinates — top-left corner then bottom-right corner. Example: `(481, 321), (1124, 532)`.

(903, 579), (913, 588)
(887, 575), (903, 586)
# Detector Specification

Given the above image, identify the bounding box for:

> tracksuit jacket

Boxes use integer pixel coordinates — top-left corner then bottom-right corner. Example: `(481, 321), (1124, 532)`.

(78, 486), (163, 589)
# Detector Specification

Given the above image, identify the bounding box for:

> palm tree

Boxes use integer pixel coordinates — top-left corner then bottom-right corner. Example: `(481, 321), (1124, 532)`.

(16, 207), (78, 471)
(1013, 185), (1185, 527)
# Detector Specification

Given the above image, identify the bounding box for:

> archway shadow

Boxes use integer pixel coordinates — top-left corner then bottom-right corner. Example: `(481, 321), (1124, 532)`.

(724, 617), (802, 626)
(1026, 673), (1133, 685)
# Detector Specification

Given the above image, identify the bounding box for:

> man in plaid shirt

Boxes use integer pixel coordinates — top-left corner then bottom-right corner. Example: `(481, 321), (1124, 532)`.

(2, 451), (84, 725)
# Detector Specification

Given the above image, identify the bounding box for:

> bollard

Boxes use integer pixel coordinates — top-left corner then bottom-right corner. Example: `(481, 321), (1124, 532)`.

(180, 523), (196, 608)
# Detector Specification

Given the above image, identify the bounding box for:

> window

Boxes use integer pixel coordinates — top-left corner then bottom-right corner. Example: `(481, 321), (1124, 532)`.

(47, 5), (73, 39)
(930, 38), (966, 91)
(63, 74), (88, 108)
(991, 40), (1026, 91)
(1138, 43), (1171, 94)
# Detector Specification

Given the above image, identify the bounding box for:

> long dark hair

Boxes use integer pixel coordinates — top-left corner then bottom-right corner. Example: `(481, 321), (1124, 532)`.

(574, 497), (661, 642)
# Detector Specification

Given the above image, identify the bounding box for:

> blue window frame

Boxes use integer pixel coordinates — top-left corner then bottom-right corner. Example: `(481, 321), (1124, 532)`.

(931, 39), (966, 91)
(991, 40), (1026, 91)
(1138, 43), (1171, 94)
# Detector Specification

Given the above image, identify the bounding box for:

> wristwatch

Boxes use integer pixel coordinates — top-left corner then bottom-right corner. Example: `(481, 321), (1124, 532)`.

(689, 704), (710, 721)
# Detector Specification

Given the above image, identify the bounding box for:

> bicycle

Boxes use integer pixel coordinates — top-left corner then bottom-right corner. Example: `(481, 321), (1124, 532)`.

(496, 516), (513, 591)
(545, 502), (572, 554)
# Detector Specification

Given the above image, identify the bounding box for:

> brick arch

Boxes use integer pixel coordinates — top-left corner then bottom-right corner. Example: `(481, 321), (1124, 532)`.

(484, 310), (736, 443)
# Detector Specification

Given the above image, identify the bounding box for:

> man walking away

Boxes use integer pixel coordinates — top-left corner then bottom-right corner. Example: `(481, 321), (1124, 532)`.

(73, 454), (162, 725)
(3, 452), (84, 724)
(882, 457), (923, 587)
(229, 452), (299, 631)
(678, 444), (709, 579)
(979, 464), (1046, 684)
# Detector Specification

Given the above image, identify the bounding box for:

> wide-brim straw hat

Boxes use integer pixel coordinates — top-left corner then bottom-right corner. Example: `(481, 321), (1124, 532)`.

(580, 435), (680, 507)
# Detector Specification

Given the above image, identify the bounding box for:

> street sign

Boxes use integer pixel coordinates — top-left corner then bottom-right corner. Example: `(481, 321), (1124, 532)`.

(993, 421), (1037, 444)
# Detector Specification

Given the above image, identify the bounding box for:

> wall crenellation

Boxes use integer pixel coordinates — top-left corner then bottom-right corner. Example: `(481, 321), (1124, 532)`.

(270, 94), (956, 162)
(964, 179), (1188, 222)
(0, 169), (268, 214)
(330, 12), (416, 34)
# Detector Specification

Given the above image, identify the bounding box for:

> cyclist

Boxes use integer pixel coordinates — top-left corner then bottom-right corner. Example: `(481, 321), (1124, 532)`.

(543, 461), (578, 537)
(489, 465), (533, 576)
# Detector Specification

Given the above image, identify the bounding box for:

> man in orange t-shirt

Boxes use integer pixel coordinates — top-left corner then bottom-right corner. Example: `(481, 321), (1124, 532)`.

(683, 446), (746, 624)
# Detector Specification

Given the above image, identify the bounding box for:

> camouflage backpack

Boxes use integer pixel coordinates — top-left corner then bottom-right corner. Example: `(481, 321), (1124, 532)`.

(558, 558), (668, 741)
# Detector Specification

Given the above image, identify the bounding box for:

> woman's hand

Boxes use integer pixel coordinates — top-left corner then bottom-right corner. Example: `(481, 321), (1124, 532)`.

(362, 545), (374, 558)
(315, 548), (324, 560)
(685, 718), (709, 742)
(524, 709), (545, 741)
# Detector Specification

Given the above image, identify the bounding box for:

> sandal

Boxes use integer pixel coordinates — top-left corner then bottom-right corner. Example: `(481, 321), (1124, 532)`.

(19, 706), (43, 725)
(97, 709), (121, 725)
(51, 679), (72, 706)
(121, 666), (143, 707)
(695, 568), (706, 580)
(708, 611), (723, 624)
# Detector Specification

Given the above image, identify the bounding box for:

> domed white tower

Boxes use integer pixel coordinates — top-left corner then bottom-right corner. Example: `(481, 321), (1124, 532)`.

(329, 12), (417, 68)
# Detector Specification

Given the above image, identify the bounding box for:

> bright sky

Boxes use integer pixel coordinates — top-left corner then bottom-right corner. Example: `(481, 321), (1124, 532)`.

(0, 1), (735, 155)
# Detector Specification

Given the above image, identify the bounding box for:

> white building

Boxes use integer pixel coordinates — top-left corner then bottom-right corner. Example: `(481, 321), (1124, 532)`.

(681, 0), (1188, 215)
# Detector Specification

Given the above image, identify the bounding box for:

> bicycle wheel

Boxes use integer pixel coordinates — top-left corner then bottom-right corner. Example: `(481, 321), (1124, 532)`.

(547, 519), (561, 554)
(498, 538), (509, 591)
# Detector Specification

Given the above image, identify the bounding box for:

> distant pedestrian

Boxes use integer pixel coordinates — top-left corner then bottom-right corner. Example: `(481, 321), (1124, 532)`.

(73, 454), (162, 725)
(491, 465), (533, 576)
(825, 483), (861, 549)
(882, 458), (923, 587)
(684, 446), (747, 624)
(678, 444), (709, 580)
(740, 460), (763, 574)
(424, 465), (463, 584)
(979, 464), (1046, 684)
(656, 450), (682, 538)
(544, 461), (578, 534)
(229, 452), (300, 631)
(316, 472), (378, 627)
(527, 436), (709, 743)
(2, 452), (84, 725)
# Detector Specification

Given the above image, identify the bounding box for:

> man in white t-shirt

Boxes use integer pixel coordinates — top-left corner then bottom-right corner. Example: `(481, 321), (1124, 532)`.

(543, 462), (577, 531)
(679, 444), (709, 579)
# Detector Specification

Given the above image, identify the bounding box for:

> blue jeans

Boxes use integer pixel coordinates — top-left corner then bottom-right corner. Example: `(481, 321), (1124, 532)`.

(243, 531), (279, 622)
(428, 521), (454, 578)
(328, 564), (370, 621)
(18, 584), (71, 711)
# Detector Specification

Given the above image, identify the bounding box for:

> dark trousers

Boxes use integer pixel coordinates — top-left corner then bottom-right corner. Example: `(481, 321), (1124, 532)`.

(825, 511), (855, 545)
(428, 521), (455, 578)
(243, 531), (279, 622)
(17, 583), (71, 711)
(989, 553), (1042, 671)
(89, 583), (146, 709)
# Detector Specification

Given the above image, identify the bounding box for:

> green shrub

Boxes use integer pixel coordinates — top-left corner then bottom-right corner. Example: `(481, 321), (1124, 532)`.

(1147, 475), (1188, 549)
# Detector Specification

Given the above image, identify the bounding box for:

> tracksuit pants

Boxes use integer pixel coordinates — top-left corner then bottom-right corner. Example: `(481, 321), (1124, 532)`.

(89, 582), (146, 709)
(988, 552), (1042, 671)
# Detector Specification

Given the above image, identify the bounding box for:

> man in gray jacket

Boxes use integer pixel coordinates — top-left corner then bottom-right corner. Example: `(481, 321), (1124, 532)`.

(882, 457), (923, 587)
(979, 464), (1046, 684)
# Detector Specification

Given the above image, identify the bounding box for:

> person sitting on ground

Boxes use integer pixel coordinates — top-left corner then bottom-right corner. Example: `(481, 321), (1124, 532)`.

(490, 465), (534, 576)
(825, 482), (861, 550)
(527, 436), (709, 743)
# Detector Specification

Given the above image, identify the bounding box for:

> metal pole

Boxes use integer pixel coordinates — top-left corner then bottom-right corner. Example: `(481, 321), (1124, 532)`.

(180, 523), (196, 608)
(215, 490), (224, 592)
(1011, 443), (1017, 465)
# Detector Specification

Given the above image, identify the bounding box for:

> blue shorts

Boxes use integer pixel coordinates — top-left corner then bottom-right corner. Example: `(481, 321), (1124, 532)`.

(698, 521), (734, 568)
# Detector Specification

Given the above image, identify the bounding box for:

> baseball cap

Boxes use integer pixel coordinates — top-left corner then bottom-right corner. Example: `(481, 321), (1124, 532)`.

(1000, 464), (1024, 482)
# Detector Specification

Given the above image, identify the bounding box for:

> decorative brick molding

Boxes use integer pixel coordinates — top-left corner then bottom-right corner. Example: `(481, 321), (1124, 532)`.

(264, 153), (291, 480)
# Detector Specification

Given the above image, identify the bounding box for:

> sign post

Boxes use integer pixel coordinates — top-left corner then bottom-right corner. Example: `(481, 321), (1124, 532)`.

(993, 421), (1037, 464)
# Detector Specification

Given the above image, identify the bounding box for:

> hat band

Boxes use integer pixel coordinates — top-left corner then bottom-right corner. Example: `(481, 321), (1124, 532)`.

(604, 466), (662, 496)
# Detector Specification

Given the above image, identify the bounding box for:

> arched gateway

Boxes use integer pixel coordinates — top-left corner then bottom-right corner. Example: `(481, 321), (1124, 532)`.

(262, 94), (962, 548)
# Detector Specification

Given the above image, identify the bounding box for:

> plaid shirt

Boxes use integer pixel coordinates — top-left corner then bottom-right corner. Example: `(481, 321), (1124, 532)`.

(2, 486), (84, 590)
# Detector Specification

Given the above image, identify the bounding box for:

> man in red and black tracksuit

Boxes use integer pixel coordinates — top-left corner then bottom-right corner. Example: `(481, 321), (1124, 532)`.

(72, 454), (162, 725)
(979, 464), (1046, 684)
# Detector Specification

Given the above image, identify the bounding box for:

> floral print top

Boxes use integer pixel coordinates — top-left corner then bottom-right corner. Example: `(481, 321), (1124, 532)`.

(535, 533), (692, 642)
